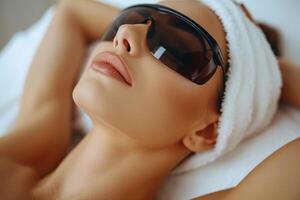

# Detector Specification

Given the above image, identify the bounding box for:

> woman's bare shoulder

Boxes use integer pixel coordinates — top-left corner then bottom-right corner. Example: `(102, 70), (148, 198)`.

(193, 137), (300, 200)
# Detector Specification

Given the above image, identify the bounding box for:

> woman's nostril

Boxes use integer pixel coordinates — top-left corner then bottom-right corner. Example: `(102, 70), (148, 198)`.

(123, 39), (131, 52)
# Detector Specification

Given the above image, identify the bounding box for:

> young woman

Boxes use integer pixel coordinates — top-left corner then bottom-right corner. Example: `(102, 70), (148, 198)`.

(0, 0), (299, 199)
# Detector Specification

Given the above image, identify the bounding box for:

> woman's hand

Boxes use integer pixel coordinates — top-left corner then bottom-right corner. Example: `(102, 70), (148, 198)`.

(59, 0), (121, 43)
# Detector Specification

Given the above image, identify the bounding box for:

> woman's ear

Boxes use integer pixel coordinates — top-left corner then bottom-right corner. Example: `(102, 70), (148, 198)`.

(182, 121), (218, 152)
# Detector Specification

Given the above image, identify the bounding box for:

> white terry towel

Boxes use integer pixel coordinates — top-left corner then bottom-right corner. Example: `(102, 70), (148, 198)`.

(172, 0), (282, 174)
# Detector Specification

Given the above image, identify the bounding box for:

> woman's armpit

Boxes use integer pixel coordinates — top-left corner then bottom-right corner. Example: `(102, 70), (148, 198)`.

(223, 137), (300, 200)
(193, 188), (233, 200)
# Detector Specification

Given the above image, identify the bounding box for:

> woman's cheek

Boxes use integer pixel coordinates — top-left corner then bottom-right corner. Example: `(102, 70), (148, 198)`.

(156, 70), (205, 128)
(132, 70), (205, 147)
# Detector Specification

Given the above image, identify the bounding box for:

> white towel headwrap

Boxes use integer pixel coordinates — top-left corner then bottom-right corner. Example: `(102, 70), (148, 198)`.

(172, 0), (282, 174)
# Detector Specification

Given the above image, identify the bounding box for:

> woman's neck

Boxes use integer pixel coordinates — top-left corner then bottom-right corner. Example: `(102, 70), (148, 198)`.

(38, 123), (190, 200)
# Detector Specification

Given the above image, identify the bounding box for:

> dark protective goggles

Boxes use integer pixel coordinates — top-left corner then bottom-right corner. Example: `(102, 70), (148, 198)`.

(101, 4), (226, 85)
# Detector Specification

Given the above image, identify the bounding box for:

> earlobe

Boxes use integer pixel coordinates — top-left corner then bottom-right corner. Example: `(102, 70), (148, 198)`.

(182, 122), (218, 152)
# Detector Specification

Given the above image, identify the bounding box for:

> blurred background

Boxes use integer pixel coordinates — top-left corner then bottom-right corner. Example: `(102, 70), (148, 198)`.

(0, 0), (55, 48)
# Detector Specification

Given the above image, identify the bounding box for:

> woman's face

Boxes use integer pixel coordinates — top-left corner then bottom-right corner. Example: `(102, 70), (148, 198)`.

(73, 0), (227, 149)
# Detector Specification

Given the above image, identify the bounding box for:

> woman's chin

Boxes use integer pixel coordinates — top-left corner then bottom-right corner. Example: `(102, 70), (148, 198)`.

(73, 80), (105, 112)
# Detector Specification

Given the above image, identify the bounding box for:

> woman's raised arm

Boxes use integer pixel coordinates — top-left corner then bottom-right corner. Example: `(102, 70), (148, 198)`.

(0, 0), (120, 176)
(17, 0), (120, 121)
(278, 58), (300, 110)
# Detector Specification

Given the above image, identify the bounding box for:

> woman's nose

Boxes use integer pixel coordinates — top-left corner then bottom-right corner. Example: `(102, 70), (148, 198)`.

(113, 20), (152, 55)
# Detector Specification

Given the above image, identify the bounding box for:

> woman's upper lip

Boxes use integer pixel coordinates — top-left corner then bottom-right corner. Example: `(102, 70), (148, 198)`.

(91, 51), (133, 86)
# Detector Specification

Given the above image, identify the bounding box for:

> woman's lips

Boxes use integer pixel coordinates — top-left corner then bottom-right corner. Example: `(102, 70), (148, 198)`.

(91, 62), (130, 86)
(90, 51), (133, 87)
